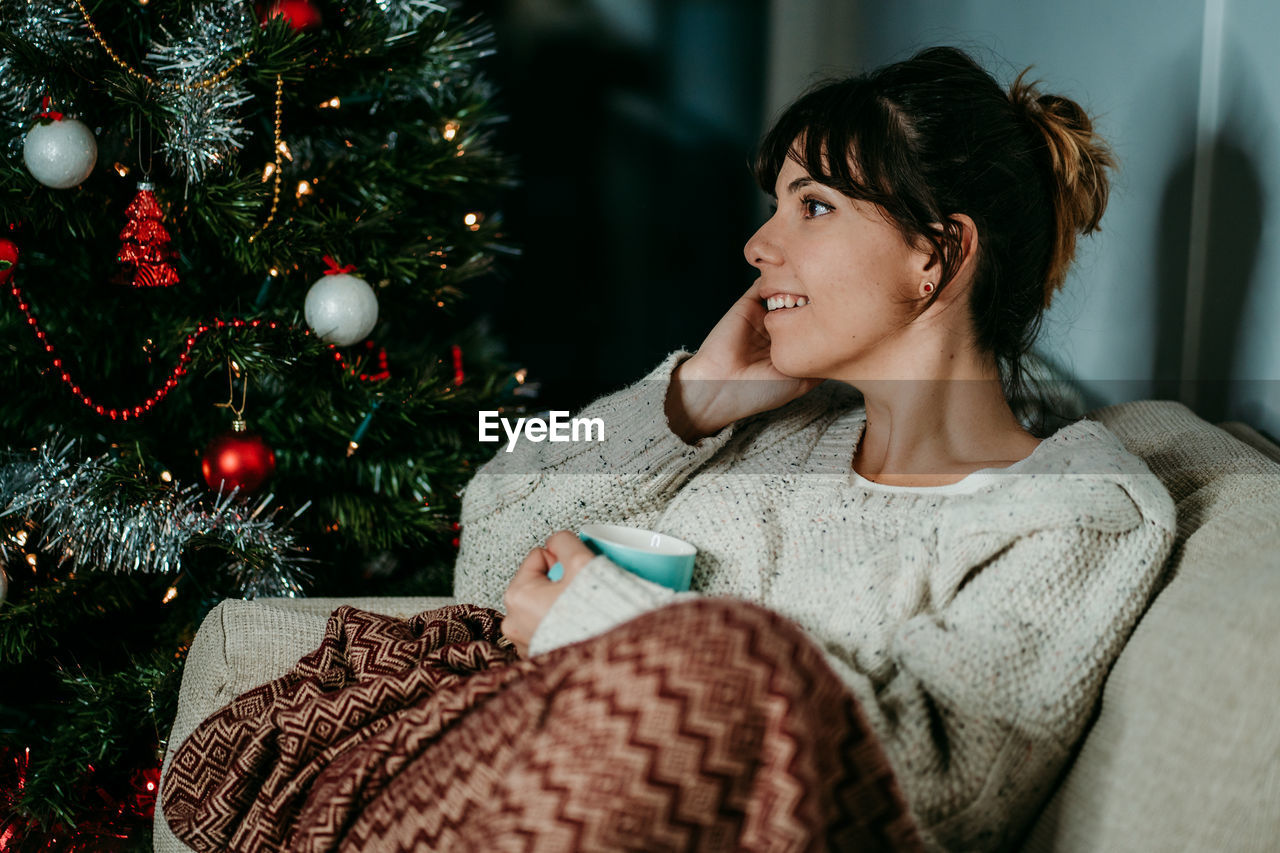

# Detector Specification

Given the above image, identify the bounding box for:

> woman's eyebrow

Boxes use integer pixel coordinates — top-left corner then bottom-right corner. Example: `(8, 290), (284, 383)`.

(786, 177), (814, 195)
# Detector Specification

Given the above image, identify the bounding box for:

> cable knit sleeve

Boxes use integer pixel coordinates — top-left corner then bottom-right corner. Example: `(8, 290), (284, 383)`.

(526, 553), (699, 656)
(452, 349), (739, 611)
(820, 490), (1176, 851)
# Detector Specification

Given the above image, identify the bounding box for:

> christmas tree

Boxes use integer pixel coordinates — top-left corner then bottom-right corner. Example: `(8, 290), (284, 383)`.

(0, 0), (525, 846)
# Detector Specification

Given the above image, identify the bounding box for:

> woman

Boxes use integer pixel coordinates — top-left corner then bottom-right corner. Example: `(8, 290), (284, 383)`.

(460, 46), (1176, 849)
(162, 46), (1176, 852)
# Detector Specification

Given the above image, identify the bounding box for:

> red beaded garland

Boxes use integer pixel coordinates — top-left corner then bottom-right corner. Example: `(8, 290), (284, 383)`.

(7, 275), (223, 419)
(3, 254), (380, 419)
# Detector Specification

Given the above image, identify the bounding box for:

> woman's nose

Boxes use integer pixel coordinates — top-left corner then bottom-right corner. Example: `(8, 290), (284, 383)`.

(743, 220), (781, 269)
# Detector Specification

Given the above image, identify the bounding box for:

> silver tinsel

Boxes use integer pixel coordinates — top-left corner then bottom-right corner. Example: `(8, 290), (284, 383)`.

(147, 1), (255, 185)
(2, 0), (468, 183)
(0, 437), (312, 598)
(0, 0), (93, 152)
(378, 0), (447, 38)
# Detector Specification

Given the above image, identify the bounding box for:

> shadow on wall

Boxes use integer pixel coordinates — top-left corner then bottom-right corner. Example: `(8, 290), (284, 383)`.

(468, 0), (767, 414)
(1151, 136), (1264, 425)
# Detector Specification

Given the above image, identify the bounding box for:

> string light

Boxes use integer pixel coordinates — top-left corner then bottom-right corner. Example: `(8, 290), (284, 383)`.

(295, 180), (313, 199)
(451, 343), (465, 386)
(113, 162), (130, 177)
(318, 97), (341, 109)
(73, 0), (251, 91)
(346, 401), (381, 457)
(443, 121), (459, 141)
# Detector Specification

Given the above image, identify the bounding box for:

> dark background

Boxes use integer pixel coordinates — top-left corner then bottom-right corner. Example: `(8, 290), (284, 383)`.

(467, 0), (770, 413)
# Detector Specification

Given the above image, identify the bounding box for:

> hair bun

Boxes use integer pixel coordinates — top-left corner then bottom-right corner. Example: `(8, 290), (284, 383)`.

(1009, 69), (1116, 308)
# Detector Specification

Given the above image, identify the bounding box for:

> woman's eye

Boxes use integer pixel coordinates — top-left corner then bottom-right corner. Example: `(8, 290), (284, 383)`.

(802, 197), (833, 218)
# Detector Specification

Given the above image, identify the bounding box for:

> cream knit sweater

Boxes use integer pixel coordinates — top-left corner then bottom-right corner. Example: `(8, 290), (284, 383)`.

(454, 350), (1177, 851)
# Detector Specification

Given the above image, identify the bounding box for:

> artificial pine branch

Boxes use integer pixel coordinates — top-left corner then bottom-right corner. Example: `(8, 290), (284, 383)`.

(0, 2), (525, 842)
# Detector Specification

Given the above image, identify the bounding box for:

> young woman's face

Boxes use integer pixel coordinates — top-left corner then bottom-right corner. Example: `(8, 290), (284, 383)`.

(744, 153), (931, 380)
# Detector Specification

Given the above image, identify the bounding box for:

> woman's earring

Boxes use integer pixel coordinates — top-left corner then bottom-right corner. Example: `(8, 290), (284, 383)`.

(922, 281), (935, 295)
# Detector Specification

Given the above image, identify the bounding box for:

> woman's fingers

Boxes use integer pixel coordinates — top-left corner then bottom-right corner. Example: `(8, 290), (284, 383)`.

(544, 530), (595, 576)
(515, 546), (554, 579)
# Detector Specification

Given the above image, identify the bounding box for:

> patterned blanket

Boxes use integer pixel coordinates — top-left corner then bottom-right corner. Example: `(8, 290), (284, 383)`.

(163, 598), (922, 851)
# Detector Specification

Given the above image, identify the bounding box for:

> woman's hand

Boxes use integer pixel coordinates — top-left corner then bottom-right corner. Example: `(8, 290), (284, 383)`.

(666, 278), (823, 443)
(501, 531), (597, 659)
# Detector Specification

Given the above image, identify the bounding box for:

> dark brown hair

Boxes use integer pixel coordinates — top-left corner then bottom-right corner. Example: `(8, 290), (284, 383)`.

(753, 46), (1115, 434)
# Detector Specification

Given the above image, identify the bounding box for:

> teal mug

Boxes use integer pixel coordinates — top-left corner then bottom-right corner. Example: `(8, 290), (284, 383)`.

(547, 523), (697, 592)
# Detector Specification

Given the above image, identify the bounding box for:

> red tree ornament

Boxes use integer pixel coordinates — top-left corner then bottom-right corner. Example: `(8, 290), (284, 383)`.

(202, 421), (276, 495)
(260, 0), (322, 31)
(0, 237), (17, 286)
(117, 182), (179, 288)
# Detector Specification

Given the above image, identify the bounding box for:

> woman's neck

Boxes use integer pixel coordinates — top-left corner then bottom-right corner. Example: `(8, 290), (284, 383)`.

(846, 369), (1041, 487)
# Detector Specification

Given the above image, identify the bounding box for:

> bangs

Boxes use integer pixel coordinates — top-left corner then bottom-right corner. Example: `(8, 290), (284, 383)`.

(752, 77), (911, 208)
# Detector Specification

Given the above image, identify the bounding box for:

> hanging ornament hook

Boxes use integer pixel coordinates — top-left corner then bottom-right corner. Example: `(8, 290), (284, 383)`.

(215, 358), (249, 431)
(138, 123), (155, 182)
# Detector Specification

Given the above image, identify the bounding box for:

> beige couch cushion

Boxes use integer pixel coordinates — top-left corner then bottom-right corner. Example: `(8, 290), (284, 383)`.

(154, 596), (454, 853)
(1021, 401), (1280, 851)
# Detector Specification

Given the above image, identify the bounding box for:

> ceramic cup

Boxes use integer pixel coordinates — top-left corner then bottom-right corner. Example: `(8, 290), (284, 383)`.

(547, 523), (696, 591)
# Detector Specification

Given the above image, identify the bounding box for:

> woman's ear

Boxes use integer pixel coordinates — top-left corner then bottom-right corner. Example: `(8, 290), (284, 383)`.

(919, 213), (979, 287)
(950, 213), (979, 280)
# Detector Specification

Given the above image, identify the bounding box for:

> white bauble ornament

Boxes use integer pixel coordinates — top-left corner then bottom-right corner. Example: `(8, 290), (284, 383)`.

(23, 118), (98, 189)
(304, 273), (379, 345)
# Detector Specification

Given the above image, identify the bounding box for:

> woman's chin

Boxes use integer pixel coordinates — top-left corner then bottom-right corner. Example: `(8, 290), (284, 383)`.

(767, 346), (814, 379)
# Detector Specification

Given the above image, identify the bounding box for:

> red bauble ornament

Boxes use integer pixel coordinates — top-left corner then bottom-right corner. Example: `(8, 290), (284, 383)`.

(0, 237), (17, 286)
(202, 422), (276, 494)
(117, 182), (179, 288)
(260, 0), (322, 30)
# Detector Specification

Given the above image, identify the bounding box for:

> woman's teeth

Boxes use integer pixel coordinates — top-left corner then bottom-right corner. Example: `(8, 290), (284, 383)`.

(765, 295), (808, 311)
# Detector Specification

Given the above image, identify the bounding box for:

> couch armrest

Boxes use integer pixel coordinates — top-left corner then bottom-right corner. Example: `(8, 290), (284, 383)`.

(154, 596), (455, 853)
(1218, 421), (1280, 465)
(1021, 402), (1280, 851)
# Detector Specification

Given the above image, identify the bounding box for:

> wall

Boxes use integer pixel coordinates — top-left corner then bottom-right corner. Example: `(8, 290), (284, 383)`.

(766, 0), (1278, 437)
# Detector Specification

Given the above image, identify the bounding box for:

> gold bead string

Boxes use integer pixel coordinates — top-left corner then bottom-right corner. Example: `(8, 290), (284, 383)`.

(73, 0), (251, 92)
(249, 74), (285, 244)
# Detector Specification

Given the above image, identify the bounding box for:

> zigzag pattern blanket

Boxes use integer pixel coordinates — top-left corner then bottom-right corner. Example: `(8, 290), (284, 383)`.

(162, 598), (922, 851)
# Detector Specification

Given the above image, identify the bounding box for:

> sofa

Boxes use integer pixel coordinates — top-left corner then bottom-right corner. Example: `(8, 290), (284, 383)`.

(154, 399), (1280, 852)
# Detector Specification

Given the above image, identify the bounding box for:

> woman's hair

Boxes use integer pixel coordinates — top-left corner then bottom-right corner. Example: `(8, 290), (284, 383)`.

(753, 46), (1115, 434)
